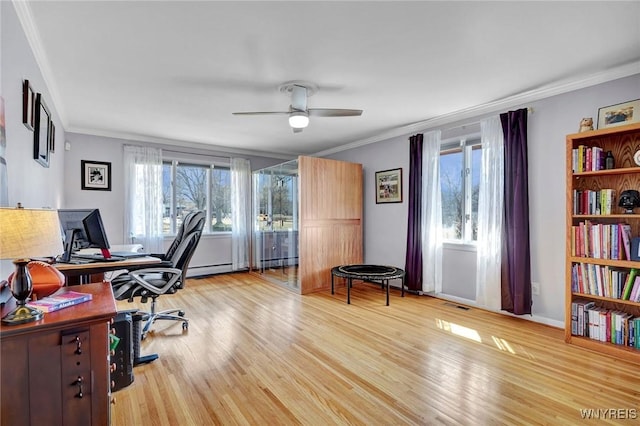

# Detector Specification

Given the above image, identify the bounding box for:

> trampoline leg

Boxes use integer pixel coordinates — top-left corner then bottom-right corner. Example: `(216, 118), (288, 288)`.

(385, 280), (389, 306)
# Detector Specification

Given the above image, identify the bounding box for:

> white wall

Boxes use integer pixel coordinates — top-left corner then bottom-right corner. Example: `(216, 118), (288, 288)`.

(2, 1), (285, 277)
(1, 2), (66, 278)
(328, 73), (640, 326)
(63, 132), (284, 274)
(4, 0), (640, 322)
(1, 2), (65, 209)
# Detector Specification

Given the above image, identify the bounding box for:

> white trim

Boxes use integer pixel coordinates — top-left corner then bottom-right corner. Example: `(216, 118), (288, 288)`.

(12, 0), (67, 127)
(14, 0), (639, 160)
(67, 127), (296, 160)
(186, 264), (232, 278)
(433, 292), (564, 329)
(314, 61), (640, 157)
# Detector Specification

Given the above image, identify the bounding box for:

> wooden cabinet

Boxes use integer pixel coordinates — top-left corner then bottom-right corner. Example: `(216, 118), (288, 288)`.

(565, 122), (640, 363)
(1, 282), (117, 425)
(252, 156), (363, 294)
(299, 156), (363, 294)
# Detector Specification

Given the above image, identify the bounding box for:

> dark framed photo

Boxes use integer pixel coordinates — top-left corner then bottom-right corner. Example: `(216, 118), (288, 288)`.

(375, 168), (402, 204)
(81, 160), (112, 191)
(22, 80), (35, 131)
(597, 99), (640, 129)
(49, 121), (55, 153)
(33, 93), (50, 168)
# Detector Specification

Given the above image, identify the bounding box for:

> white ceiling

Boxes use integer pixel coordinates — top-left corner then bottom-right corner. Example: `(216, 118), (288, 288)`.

(17, 1), (640, 158)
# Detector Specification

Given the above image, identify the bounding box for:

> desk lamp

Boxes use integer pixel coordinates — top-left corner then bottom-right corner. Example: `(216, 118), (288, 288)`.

(0, 206), (63, 325)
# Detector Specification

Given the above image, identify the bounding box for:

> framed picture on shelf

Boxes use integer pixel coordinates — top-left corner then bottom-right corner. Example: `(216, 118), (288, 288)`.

(597, 99), (640, 129)
(81, 160), (111, 191)
(22, 80), (35, 131)
(33, 93), (50, 168)
(375, 168), (402, 204)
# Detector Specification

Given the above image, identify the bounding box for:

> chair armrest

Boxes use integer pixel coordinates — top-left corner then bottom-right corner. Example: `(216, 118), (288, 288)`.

(130, 267), (182, 296)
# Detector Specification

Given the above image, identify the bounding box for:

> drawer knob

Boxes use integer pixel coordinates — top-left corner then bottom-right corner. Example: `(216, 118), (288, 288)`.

(74, 336), (82, 355)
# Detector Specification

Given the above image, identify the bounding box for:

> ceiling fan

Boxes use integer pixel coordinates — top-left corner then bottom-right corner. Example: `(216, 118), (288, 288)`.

(232, 81), (363, 133)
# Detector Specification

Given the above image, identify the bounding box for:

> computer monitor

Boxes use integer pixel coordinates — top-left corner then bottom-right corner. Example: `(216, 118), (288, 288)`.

(58, 208), (112, 261)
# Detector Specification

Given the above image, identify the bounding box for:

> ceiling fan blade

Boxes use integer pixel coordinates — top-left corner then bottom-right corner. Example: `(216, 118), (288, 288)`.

(290, 85), (308, 111)
(308, 108), (363, 117)
(232, 111), (289, 116)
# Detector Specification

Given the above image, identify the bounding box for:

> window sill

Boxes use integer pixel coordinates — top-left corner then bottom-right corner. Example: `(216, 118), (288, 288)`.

(443, 241), (477, 252)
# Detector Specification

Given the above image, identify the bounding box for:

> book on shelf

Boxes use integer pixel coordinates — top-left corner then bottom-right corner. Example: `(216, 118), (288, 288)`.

(577, 304), (640, 349)
(629, 277), (640, 302)
(621, 269), (638, 300)
(26, 290), (92, 313)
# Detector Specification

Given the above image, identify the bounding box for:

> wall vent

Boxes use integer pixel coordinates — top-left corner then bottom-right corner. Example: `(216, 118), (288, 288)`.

(443, 302), (470, 311)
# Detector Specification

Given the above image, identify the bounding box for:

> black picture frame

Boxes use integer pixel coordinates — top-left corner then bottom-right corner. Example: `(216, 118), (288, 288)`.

(33, 93), (50, 168)
(22, 80), (35, 131)
(81, 160), (112, 191)
(375, 168), (403, 204)
(49, 121), (55, 153)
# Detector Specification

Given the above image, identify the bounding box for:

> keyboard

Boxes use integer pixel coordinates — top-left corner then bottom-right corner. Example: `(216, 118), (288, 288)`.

(72, 254), (126, 262)
(108, 251), (151, 259)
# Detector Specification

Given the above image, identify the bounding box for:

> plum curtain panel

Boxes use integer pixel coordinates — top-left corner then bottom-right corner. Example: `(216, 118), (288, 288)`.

(231, 157), (251, 271)
(405, 131), (442, 293)
(405, 133), (423, 291)
(500, 108), (532, 315)
(476, 116), (504, 310)
(123, 145), (164, 253)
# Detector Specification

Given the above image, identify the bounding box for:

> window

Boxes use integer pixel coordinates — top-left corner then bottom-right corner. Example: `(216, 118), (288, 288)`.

(440, 138), (481, 242)
(162, 160), (231, 234)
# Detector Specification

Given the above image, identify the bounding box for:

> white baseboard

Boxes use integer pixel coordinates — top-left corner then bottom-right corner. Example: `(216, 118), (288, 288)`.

(433, 292), (564, 329)
(186, 264), (232, 278)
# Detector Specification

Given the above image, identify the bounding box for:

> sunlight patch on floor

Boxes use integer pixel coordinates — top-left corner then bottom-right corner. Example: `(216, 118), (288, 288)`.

(435, 318), (482, 343)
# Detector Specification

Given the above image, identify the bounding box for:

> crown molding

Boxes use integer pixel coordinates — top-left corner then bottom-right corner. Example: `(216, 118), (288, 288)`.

(12, 0), (68, 128)
(314, 61), (640, 157)
(66, 126), (296, 161)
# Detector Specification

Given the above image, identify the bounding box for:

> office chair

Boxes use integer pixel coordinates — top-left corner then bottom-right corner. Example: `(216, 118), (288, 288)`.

(111, 210), (205, 340)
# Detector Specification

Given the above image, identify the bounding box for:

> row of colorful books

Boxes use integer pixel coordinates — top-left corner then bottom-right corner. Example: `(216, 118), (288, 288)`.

(572, 145), (606, 173)
(572, 189), (615, 215)
(570, 221), (632, 260)
(571, 299), (640, 349)
(572, 264), (640, 301)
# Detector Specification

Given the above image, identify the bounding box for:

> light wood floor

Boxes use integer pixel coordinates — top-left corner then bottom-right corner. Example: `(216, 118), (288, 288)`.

(111, 273), (639, 425)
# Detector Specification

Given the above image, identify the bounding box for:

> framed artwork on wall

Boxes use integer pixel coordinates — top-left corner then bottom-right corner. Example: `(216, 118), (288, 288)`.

(33, 93), (50, 168)
(49, 121), (55, 153)
(22, 80), (35, 131)
(81, 160), (111, 191)
(597, 99), (640, 129)
(375, 168), (403, 204)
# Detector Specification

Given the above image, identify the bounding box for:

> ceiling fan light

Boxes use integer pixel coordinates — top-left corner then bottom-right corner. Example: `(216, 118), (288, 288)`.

(289, 111), (309, 129)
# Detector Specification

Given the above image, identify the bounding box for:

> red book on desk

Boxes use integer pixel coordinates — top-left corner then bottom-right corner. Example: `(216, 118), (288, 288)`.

(26, 291), (92, 313)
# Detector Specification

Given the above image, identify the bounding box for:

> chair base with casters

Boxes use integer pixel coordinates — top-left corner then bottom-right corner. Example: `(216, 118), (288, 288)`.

(136, 295), (189, 340)
(112, 267), (189, 340)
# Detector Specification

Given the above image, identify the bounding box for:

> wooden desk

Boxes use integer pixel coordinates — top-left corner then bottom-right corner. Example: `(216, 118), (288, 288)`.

(1, 282), (117, 426)
(55, 256), (162, 284)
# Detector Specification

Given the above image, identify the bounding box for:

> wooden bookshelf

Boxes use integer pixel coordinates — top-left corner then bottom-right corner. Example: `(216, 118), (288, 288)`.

(565, 122), (640, 364)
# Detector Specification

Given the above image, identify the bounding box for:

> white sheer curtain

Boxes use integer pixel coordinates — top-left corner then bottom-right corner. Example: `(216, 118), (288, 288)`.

(231, 157), (251, 270)
(476, 116), (504, 310)
(123, 145), (164, 253)
(422, 130), (443, 293)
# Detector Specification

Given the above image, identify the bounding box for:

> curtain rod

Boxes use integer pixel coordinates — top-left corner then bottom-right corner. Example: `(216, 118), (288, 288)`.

(162, 149), (230, 161)
(441, 107), (534, 134)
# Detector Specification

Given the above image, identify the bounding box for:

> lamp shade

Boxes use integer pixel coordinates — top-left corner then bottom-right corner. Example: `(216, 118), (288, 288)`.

(0, 208), (63, 260)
